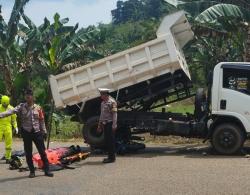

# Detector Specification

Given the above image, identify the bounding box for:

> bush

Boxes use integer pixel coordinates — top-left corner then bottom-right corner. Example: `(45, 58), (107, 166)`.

(49, 116), (83, 140)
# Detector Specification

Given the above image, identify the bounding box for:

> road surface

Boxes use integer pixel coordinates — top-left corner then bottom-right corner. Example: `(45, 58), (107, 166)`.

(0, 140), (250, 195)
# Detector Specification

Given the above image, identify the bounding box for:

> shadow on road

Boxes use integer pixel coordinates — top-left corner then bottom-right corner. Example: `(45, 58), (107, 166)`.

(0, 161), (7, 164)
(116, 145), (250, 159)
(84, 161), (103, 166)
(0, 176), (29, 183)
(88, 144), (250, 159)
(81, 161), (103, 166)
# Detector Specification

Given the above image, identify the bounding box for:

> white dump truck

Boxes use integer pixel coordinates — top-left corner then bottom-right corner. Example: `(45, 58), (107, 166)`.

(49, 11), (250, 154)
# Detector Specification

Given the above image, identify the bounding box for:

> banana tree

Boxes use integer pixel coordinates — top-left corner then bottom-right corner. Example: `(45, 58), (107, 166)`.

(0, 0), (30, 98)
(165, 0), (250, 61)
(18, 13), (105, 75)
(18, 13), (81, 144)
(164, 0), (250, 86)
(195, 4), (250, 62)
(165, 0), (250, 17)
(18, 13), (105, 145)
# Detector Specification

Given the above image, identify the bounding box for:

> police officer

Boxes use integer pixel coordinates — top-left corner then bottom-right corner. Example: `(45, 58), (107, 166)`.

(0, 89), (53, 178)
(97, 88), (117, 163)
(0, 96), (17, 164)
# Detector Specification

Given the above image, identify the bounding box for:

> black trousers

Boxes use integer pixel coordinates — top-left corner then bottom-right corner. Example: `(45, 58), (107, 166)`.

(21, 130), (49, 172)
(104, 122), (116, 160)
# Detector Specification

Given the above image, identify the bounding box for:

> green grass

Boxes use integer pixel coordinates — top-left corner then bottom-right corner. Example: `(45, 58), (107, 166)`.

(164, 104), (194, 114)
(49, 116), (83, 140)
(154, 98), (194, 114)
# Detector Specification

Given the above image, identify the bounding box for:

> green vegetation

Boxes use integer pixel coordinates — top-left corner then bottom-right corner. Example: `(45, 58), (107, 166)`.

(0, 0), (250, 139)
(50, 116), (82, 140)
(164, 104), (194, 114)
(154, 98), (195, 114)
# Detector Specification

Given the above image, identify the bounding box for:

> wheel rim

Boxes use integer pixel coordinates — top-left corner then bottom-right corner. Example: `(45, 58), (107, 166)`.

(216, 129), (237, 150)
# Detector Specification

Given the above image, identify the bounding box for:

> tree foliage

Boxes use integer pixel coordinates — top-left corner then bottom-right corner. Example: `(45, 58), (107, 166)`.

(165, 0), (250, 85)
(0, 0), (30, 101)
(111, 0), (175, 24)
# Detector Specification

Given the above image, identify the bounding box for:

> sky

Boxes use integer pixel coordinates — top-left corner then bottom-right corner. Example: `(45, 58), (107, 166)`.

(0, 0), (118, 27)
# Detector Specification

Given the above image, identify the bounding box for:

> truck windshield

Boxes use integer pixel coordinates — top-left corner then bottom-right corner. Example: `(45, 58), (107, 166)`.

(223, 68), (250, 95)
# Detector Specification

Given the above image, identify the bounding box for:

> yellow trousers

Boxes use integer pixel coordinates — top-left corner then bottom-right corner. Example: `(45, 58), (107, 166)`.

(0, 126), (12, 160)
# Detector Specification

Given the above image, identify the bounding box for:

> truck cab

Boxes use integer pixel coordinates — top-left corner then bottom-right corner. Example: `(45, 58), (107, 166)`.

(209, 62), (250, 154)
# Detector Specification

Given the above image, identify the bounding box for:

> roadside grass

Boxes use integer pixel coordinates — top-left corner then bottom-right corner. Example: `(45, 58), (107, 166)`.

(49, 116), (83, 141)
(154, 97), (195, 114)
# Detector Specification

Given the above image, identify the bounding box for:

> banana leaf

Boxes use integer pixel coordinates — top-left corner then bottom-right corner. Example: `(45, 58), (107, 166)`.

(195, 4), (250, 23)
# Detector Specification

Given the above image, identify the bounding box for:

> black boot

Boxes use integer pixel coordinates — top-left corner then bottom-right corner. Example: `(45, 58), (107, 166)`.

(29, 172), (35, 178)
(103, 158), (116, 163)
(44, 171), (54, 177)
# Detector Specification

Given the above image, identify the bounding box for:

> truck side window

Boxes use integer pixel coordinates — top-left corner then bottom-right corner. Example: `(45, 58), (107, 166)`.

(223, 68), (250, 95)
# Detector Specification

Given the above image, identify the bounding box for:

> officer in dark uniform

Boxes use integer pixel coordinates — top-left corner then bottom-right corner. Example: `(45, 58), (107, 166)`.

(97, 88), (117, 163)
(0, 89), (53, 178)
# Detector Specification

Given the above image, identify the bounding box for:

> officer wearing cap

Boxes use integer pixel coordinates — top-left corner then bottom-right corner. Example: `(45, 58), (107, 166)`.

(0, 88), (53, 178)
(97, 88), (117, 163)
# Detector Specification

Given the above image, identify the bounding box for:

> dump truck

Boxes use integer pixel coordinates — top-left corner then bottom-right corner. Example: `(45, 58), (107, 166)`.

(49, 11), (250, 155)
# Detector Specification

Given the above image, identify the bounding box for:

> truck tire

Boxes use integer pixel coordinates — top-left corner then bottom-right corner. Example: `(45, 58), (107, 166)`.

(194, 88), (206, 121)
(82, 116), (105, 147)
(211, 123), (244, 155)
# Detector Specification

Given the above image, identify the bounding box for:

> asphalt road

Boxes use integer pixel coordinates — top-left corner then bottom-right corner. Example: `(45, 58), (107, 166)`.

(1, 140), (250, 195)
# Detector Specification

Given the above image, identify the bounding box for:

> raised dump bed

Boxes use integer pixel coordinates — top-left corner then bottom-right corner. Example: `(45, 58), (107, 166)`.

(49, 11), (194, 111)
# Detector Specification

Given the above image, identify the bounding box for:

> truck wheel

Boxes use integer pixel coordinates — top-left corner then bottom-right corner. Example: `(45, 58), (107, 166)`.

(82, 116), (105, 147)
(211, 123), (244, 155)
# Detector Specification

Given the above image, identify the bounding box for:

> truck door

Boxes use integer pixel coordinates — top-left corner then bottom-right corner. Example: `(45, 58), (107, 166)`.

(219, 65), (250, 132)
